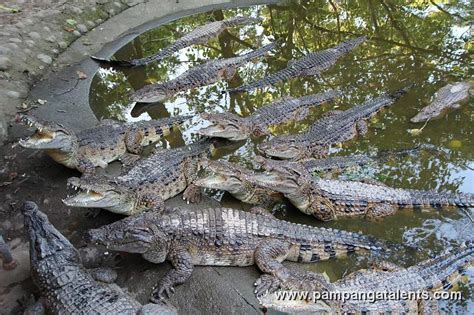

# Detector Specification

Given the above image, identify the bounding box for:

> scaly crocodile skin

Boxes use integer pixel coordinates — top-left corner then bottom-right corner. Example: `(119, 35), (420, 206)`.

(63, 140), (215, 215)
(86, 207), (387, 302)
(17, 114), (191, 175)
(228, 36), (365, 93)
(91, 16), (261, 66)
(411, 81), (472, 122)
(198, 90), (340, 140)
(132, 42), (276, 103)
(258, 86), (411, 160)
(249, 160), (474, 221)
(22, 201), (174, 314)
(258, 245), (474, 314)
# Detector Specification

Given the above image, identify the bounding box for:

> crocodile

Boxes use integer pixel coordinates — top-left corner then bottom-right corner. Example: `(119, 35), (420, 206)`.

(91, 16), (261, 67)
(197, 89), (340, 141)
(0, 233), (17, 270)
(195, 159), (284, 209)
(84, 206), (388, 302)
(228, 36), (365, 93)
(411, 81), (472, 123)
(249, 159), (474, 221)
(62, 139), (218, 215)
(257, 244), (474, 314)
(17, 114), (191, 175)
(131, 42), (276, 103)
(194, 149), (427, 210)
(21, 201), (176, 314)
(258, 86), (411, 160)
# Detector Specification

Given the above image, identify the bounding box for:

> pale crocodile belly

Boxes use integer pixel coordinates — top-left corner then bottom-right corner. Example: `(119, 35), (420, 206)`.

(189, 246), (256, 266)
(318, 179), (412, 203)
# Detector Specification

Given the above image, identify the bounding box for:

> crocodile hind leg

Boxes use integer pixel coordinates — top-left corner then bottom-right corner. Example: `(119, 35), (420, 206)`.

(89, 267), (118, 283)
(249, 206), (275, 218)
(150, 247), (193, 302)
(419, 296), (440, 315)
(254, 239), (329, 296)
(0, 234), (17, 270)
(182, 158), (203, 203)
(356, 120), (369, 136)
(124, 128), (146, 154)
(366, 203), (397, 218)
(119, 153), (140, 167)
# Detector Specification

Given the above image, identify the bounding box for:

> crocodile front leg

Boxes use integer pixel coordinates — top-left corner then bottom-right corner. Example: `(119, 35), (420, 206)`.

(139, 193), (165, 213)
(183, 184), (201, 203)
(356, 120), (369, 136)
(150, 247), (193, 302)
(77, 159), (97, 177)
(254, 239), (330, 296)
(124, 128), (146, 154)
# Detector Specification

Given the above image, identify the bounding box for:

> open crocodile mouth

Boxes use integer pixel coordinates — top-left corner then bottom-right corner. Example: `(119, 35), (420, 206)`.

(62, 180), (107, 206)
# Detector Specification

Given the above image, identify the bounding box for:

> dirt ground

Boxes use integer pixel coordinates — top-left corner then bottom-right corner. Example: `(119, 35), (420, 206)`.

(0, 1), (282, 314)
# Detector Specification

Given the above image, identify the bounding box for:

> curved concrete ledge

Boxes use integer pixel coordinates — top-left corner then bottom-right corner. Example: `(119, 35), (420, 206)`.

(13, 1), (291, 314)
(29, 0), (280, 132)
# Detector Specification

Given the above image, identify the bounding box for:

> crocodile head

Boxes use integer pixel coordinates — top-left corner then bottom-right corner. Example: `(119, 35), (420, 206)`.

(197, 112), (253, 141)
(131, 84), (168, 103)
(22, 201), (80, 270)
(258, 137), (309, 160)
(249, 157), (310, 194)
(84, 212), (169, 263)
(17, 114), (76, 151)
(195, 160), (253, 194)
(62, 176), (137, 215)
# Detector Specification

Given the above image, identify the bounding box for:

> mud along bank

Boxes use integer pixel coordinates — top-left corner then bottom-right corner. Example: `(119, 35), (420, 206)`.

(0, 1), (296, 314)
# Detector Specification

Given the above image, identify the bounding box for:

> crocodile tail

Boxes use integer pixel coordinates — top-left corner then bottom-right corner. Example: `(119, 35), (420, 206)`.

(228, 66), (297, 93)
(292, 224), (387, 263)
(239, 42), (277, 60)
(412, 244), (474, 290)
(387, 83), (414, 100)
(334, 36), (366, 54)
(90, 40), (189, 67)
(296, 89), (341, 107)
(405, 189), (474, 208)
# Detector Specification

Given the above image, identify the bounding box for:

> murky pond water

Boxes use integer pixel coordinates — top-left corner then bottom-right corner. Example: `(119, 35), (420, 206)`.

(89, 0), (473, 312)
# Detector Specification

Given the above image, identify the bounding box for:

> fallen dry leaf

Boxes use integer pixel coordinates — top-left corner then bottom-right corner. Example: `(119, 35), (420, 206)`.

(77, 71), (87, 80)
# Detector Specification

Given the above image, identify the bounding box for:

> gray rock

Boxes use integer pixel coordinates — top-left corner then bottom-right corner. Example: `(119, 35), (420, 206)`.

(25, 40), (35, 47)
(43, 26), (51, 33)
(45, 35), (56, 43)
(52, 48), (59, 55)
(76, 24), (88, 34)
(58, 41), (68, 49)
(73, 30), (81, 37)
(9, 38), (22, 43)
(97, 0), (109, 4)
(114, 2), (122, 8)
(71, 7), (83, 14)
(37, 54), (53, 64)
(28, 32), (41, 40)
(0, 56), (11, 70)
(0, 116), (8, 144)
(0, 45), (11, 55)
(87, 20), (95, 28)
(5, 90), (21, 98)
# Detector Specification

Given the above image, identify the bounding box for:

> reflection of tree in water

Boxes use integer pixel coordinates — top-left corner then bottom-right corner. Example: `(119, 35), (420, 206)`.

(89, 0), (472, 190)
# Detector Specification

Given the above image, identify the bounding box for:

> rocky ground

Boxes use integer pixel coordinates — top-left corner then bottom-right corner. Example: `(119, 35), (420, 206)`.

(0, 1), (281, 314)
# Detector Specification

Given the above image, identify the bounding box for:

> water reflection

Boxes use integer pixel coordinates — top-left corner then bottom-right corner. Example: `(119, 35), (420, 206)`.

(89, 0), (472, 311)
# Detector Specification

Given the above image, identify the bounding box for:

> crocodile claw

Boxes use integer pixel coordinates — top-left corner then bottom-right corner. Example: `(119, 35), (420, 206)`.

(254, 274), (282, 297)
(150, 284), (176, 303)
